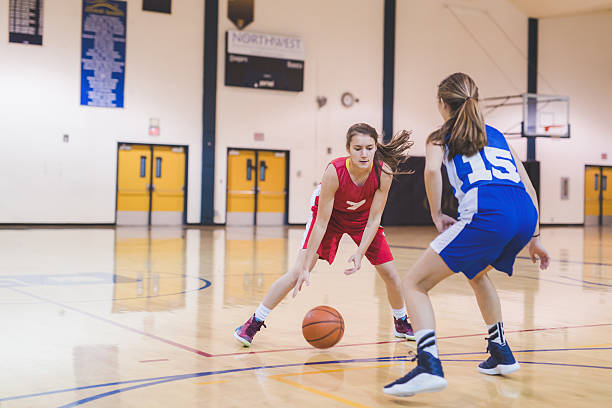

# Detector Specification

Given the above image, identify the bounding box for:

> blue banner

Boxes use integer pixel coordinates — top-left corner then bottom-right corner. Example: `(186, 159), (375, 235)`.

(80, 0), (127, 108)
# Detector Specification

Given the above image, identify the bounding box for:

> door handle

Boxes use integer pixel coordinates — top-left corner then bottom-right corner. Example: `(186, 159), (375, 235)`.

(247, 159), (253, 181)
(260, 160), (267, 181)
(155, 157), (162, 178)
(140, 156), (147, 178)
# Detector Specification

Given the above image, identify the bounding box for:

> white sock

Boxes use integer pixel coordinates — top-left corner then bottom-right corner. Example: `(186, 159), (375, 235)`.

(416, 329), (438, 358)
(487, 322), (505, 345)
(254, 303), (271, 322)
(392, 307), (407, 320)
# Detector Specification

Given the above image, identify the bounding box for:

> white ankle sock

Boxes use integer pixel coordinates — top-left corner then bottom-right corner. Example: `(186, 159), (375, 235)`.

(255, 303), (271, 322)
(392, 307), (407, 320)
(487, 322), (505, 345)
(416, 329), (439, 358)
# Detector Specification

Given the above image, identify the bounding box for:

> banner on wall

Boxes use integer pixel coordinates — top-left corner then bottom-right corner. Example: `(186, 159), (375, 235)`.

(80, 0), (127, 108)
(228, 0), (254, 30)
(225, 30), (304, 92)
(9, 0), (44, 45)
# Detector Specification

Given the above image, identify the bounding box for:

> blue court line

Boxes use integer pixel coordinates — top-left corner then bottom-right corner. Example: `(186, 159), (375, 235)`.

(8, 279), (214, 357)
(0, 273), (211, 304)
(515, 274), (611, 291)
(560, 275), (612, 288)
(3, 348), (611, 405)
(442, 360), (612, 370)
(389, 244), (612, 268)
(389, 244), (612, 290)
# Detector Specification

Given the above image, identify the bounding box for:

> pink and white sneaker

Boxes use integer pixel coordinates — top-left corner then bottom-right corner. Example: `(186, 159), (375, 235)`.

(394, 316), (416, 341)
(234, 314), (266, 347)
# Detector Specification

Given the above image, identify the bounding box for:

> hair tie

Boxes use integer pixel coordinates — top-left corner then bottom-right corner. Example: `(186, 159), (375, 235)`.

(464, 96), (471, 102)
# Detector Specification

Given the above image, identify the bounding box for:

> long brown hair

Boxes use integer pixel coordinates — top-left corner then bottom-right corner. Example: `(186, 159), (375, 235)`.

(427, 73), (486, 159)
(345, 123), (413, 177)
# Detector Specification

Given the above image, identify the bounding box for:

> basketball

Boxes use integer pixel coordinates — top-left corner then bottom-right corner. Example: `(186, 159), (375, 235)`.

(302, 305), (344, 349)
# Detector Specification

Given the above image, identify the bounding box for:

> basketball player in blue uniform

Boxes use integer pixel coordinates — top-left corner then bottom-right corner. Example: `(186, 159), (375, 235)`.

(384, 73), (551, 397)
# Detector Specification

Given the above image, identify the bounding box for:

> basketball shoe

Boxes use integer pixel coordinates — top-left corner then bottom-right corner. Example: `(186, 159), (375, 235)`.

(383, 348), (448, 396)
(393, 316), (416, 341)
(478, 338), (520, 375)
(234, 314), (266, 347)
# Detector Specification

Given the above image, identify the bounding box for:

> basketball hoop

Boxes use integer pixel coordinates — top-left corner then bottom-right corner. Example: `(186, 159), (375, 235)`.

(481, 93), (570, 138)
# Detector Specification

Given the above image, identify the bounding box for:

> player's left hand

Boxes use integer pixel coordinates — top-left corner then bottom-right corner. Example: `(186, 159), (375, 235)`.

(345, 252), (363, 275)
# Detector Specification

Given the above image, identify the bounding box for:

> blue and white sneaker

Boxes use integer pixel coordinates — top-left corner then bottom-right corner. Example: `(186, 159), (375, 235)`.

(478, 339), (520, 375)
(383, 349), (448, 397)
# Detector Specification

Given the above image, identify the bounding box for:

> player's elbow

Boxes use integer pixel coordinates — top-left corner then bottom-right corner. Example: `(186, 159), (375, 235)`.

(424, 168), (439, 179)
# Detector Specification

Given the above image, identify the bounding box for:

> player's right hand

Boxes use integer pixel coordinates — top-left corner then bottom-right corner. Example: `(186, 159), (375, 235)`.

(292, 269), (311, 297)
(433, 213), (457, 232)
(529, 237), (551, 270)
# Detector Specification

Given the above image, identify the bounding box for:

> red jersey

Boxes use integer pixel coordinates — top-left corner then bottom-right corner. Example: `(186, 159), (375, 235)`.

(330, 156), (380, 224)
(301, 157), (392, 265)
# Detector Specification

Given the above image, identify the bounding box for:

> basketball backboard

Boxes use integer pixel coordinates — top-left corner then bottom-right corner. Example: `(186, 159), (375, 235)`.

(482, 93), (570, 138)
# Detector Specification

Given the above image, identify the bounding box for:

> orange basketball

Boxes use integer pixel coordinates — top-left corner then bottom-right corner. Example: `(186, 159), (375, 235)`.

(302, 305), (344, 349)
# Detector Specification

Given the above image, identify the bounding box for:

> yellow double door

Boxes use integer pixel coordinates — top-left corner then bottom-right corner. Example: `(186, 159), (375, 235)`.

(116, 144), (186, 225)
(226, 149), (287, 225)
(584, 165), (612, 225)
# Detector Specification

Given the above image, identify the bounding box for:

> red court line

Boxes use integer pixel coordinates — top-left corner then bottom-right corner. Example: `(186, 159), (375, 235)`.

(139, 359), (170, 363)
(10, 287), (214, 358)
(211, 322), (612, 357)
(14, 287), (611, 360)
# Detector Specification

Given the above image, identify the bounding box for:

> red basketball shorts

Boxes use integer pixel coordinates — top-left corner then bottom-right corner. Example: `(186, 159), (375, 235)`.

(301, 194), (393, 266)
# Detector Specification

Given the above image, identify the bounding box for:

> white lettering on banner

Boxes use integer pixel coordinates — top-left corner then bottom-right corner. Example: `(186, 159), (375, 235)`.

(228, 29), (304, 61)
(82, 14), (125, 107)
(229, 55), (248, 63)
(287, 61), (303, 69)
(258, 80), (275, 88)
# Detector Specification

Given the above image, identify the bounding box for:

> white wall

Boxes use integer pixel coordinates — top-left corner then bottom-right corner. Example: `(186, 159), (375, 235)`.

(0, 0), (204, 223)
(2, 1), (609, 225)
(395, 1), (612, 225)
(214, 0), (384, 224)
(538, 10), (612, 224)
(394, 0), (528, 157)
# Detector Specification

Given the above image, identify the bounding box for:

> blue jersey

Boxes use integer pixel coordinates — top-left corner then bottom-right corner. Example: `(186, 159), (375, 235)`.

(433, 125), (536, 280)
(444, 125), (525, 202)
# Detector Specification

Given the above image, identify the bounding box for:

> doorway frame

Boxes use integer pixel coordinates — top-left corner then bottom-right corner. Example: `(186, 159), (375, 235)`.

(584, 164), (612, 226)
(225, 147), (290, 225)
(115, 142), (189, 225)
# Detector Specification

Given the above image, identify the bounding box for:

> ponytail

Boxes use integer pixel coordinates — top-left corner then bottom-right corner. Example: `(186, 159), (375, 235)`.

(375, 130), (414, 175)
(427, 73), (487, 159)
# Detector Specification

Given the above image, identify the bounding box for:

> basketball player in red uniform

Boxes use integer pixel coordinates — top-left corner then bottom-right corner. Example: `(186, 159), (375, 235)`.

(234, 123), (415, 347)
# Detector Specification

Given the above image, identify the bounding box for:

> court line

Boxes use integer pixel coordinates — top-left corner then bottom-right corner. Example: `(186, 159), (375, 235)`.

(389, 244), (612, 268)
(514, 274), (611, 290)
(0, 273), (212, 305)
(9, 286), (215, 358)
(389, 244), (612, 291)
(213, 322), (612, 357)
(10, 284), (611, 361)
(270, 375), (372, 408)
(5, 349), (610, 405)
(560, 275), (612, 288)
(195, 380), (228, 385)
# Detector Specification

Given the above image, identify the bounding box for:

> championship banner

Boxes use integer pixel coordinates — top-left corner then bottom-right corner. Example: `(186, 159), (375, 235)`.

(80, 0), (127, 108)
(225, 30), (304, 92)
(9, 0), (44, 45)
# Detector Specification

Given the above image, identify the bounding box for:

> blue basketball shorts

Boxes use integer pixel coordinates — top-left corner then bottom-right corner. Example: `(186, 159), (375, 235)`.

(430, 185), (537, 279)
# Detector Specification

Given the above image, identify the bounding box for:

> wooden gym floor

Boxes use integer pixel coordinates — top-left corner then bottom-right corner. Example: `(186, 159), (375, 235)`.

(0, 225), (610, 407)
